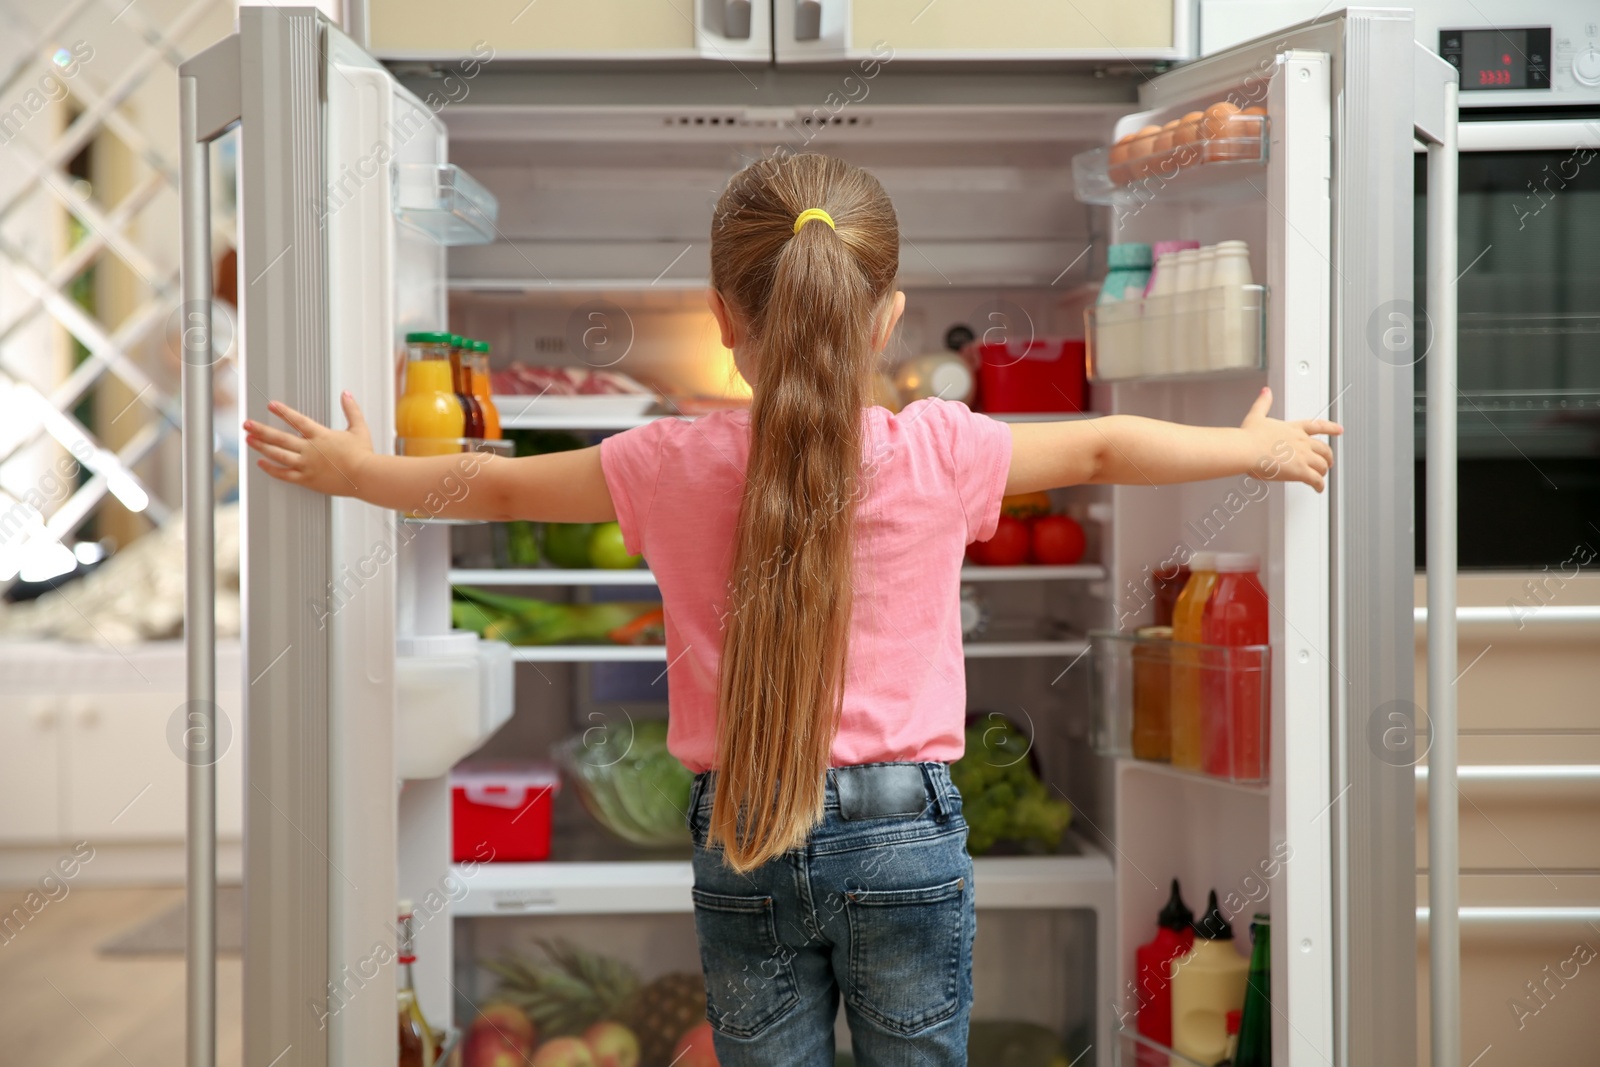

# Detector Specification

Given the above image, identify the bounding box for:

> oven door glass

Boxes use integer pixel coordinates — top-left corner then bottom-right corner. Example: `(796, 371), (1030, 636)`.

(1414, 146), (1600, 570)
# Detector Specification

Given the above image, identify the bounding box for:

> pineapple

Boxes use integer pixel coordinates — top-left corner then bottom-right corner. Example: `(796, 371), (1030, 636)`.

(486, 940), (708, 1067)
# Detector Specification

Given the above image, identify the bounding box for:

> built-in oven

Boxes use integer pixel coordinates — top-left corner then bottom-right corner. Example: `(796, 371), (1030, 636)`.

(1410, 1), (1600, 569)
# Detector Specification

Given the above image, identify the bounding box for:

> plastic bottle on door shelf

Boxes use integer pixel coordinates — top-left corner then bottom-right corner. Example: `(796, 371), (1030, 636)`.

(1168, 552), (1218, 771)
(1171, 891), (1250, 1067)
(1190, 245), (1216, 374)
(1169, 249), (1202, 375)
(1094, 243), (1153, 381)
(1134, 879), (1195, 1064)
(1200, 552), (1270, 782)
(1131, 625), (1174, 762)
(1142, 252), (1182, 376)
(1207, 241), (1256, 370)
(1143, 239), (1199, 297)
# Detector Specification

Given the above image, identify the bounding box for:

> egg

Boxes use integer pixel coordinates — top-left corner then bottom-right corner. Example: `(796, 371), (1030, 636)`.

(1172, 110), (1206, 166)
(1242, 105), (1268, 116)
(1216, 106), (1266, 161)
(1108, 132), (1136, 185)
(1202, 100), (1241, 139)
(1129, 124), (1163, 180)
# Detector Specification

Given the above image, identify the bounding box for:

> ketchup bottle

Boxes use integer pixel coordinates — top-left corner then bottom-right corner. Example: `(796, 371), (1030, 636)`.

(1200, 552), (1269, 780)
(1135, 878), (1195, 1061)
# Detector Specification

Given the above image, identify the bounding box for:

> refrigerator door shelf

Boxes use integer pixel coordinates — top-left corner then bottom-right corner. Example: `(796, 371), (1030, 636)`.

(1086, 284), (1268, 383)
(1073, 116), (1270, 206)
(393, 162), (500, 245)
(396, 634), (514, 780)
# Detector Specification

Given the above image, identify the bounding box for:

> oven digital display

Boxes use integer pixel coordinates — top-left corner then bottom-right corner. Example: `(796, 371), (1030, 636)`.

(1439, 28), (1551, 91)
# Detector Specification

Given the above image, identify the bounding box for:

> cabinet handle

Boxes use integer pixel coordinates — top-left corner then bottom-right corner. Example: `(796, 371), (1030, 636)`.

(794, 0), (823, 41)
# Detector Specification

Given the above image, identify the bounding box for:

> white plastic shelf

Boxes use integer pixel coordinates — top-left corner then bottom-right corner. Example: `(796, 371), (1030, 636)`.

(451, 835), (1113, 917)
(451, 565), (1105, 586)
(507, 639), (1090, 663)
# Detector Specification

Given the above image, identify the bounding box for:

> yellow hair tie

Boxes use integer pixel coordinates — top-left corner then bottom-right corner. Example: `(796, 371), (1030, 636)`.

(792, 208), (836, 234)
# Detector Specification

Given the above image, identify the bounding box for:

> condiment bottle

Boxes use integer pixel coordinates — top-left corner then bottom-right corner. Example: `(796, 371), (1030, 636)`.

(468, 339), (501, 439)
(1208, 241), (1256, 370)
(1171, 891), (1250, 1067)
(1169, 552), (1218, 770)
(450, 333), (485, 439)
(1135, 879), (1195, 1060)
(1201, 552), (1269, 781)
(1132, 625), (1174, 762)
(397, 331), (465, 457)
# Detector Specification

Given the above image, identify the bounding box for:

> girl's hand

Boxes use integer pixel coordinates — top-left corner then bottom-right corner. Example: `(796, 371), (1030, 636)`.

(1239, 387), (1342, 492)
(243, 392), (373, 497)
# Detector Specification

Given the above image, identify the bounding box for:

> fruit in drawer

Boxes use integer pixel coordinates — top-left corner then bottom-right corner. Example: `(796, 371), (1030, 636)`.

(488, 942), (708, 1067)
(532, 1036), (596, 1067)
(584, 1021), (641, 1067)
(671, 1022), (720, 1067)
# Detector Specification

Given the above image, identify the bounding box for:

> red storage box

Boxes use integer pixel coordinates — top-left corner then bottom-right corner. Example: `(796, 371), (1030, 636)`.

(451, 762), (560, 863)
(975, 337), (1088, 414)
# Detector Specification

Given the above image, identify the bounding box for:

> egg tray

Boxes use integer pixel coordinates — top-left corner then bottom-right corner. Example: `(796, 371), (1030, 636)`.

(1071, 113), (1270, 205)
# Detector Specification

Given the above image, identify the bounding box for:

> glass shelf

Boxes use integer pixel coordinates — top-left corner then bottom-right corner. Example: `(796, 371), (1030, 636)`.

(1073, 114), (1270, 207)
(393, 162), (499, 245)
(1114, 1024), (1213, 1067)
(1089, 630), (1270, 787)
(1086, 284), (1267, 383)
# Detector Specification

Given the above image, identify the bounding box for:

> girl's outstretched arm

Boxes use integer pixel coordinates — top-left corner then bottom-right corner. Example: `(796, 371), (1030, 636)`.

(242, 393), (616, 523)
(1005, 387), (1342, 495)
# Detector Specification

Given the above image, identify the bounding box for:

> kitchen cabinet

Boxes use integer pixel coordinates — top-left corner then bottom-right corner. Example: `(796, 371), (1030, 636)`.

(364, 0), (771, 63)
(0, 696), (64, 844)
(775, 0), (1185, 63)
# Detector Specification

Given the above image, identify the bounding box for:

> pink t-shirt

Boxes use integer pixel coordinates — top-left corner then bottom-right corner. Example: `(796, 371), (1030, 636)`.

(599, 398), (1013, 773)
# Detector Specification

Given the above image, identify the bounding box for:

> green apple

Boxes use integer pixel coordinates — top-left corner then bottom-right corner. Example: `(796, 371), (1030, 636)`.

(542, 523), (595, 570)
(588, 522), (642, 570)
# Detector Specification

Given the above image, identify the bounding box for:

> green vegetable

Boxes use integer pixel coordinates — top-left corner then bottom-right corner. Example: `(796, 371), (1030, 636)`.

(452, 586), (662, 646)
(503, 520), (540, 567)
(506, 429), (585, 458)
(951, 719), (1073, 855)
(554, 718), (693, 847)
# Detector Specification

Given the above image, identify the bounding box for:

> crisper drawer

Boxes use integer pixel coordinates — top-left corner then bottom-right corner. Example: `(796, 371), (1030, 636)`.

(366, 0), (770, 62)
(776, 0), (1181, 62)
(453, 905), (1098, 1067)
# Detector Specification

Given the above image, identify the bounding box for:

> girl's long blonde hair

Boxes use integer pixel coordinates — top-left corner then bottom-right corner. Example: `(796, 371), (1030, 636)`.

(708, 154), (899, 872)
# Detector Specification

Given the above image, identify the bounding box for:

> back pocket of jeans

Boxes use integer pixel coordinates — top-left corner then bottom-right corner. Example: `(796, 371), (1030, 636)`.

(844, 877), (966, 1036)
(690, 888), (800, 1039)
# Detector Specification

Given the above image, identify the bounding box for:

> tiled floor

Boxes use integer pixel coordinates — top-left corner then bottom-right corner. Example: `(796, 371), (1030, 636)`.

(2, 887), (241, 1067)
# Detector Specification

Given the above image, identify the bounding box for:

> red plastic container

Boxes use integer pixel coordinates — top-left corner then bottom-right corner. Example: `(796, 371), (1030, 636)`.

(974, 338), (1088, 414)
(1200, 553), (1270, 781)
(451, 762), (560, 863)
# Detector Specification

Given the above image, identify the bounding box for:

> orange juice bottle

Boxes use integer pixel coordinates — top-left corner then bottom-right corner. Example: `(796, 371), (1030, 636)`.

(468, 339), (500, 439)
(1169, 551), (1218, 770)
(397, 331), (464, 457)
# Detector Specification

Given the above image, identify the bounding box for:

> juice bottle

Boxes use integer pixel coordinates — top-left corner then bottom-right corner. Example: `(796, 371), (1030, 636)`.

(1171, 891), (1249, 1067)
(397, 332), (464, 457)
(450, 333), (486, 439)
(1134, 879), (1195, 1064)
(1131, 625), (1174, 762)
(468, 338), (501, 439)
(1151, 561), (1190, 627)
(1201, 552), (1269, 781)
(1169, 552), (1218, 770)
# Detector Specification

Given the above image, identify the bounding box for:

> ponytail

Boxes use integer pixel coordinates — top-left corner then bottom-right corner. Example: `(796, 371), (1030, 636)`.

(708, 155), (899, 871)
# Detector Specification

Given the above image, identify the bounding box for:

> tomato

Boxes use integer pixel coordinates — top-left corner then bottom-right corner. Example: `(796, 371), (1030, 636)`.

(968, 515), (1031, 566)
(1000, 491), (1052, 520)
(1030, 514), (1087, 565)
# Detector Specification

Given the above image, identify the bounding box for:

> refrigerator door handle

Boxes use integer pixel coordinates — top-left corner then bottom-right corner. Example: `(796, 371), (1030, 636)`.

(1415, 41), (1461, 1067)
(176, 32), (240, 1067)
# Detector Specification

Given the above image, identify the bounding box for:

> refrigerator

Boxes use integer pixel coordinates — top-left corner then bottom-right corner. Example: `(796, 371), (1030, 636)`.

(178, 7), (1460, 1067)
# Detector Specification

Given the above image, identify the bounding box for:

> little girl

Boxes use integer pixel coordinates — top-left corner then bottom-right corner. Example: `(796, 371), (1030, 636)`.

(245, 153), (1339, 1067)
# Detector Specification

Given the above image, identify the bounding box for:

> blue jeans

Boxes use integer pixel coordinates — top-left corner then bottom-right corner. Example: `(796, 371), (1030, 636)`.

(687, 762), (975, 1067)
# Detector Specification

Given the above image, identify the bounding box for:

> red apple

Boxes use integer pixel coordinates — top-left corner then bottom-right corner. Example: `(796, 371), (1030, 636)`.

(671, 1022), (720, 1067)
(463, 1027), (526, 1067)
(1030, 514), (1086, 565)
(532, 1037), (596, 1067)
(470, 1002), (535, 1053)
(967, 515), (1031, 567)
(583, 1021), (639, 1067)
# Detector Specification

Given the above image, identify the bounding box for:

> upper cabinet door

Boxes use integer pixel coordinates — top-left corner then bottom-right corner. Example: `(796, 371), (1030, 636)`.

(366, 0), (771, 62)
(775, 0), (1185, 63)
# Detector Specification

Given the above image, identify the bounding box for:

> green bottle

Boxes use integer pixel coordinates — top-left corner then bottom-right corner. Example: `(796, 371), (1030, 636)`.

(1235, 913), (1271, 1067)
